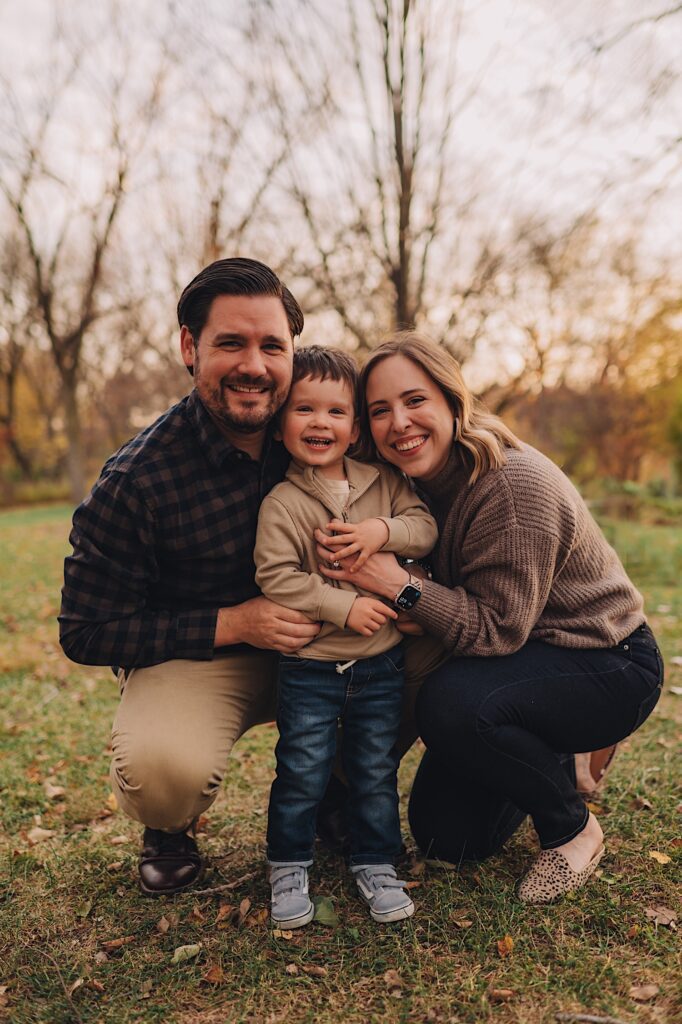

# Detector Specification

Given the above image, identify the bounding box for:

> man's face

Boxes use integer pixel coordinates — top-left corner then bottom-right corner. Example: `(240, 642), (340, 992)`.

(180, 294), (293, 437)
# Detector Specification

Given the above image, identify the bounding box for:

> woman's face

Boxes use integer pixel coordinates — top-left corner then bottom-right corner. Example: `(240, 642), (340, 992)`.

(365, 354), (455, 481)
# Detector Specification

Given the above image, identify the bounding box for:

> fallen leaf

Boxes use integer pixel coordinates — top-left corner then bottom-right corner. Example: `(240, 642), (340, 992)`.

(139, 979), (153, 999)
(669, 686), (682, 696)
(67, 977), (84, 998)
(408, 860), (426, 877)
(105, 861), (124, 872)
(497, 934), (514, 958)
(670, 656), (682, 667)
(626, 924), (639, 938)
(312, 895), (339, 927)
(273, 928), (294, 939)
(156, 916), (171, 934)
(109, 834), (130, 845)
(405, 880), (421, 890)
(645, 905), (678, 927)
(190, 905), (206, 923)
(302, 964), (328, 978)
(586, 801), (603, 814)
(384, 969), (403, 995)
(657, 737), (672, 748)
(631, 796), (652, 810)
(43, 780), (66, 800)
(246, 908), (269, 927)
(629, 983), (659, 1002)
(649, 850), (671, 864)
(215, 903), (236, 925)
(237, 898), (251, 925)
(171, 943), (201, 964)
(202, 965), (225, 985)
(488, 988), (515, 1002)
(26, 826), (55, 846)
(101, 935), (135, 951)
(105, 792), (119, 812)
(90, 979), (105, 993)
(196, 814), (209, 830)
(285, 963), (299, 975)
(94, 952), (108, 965)
(451, 916), (473, 929)
(75, 899), (92, 919)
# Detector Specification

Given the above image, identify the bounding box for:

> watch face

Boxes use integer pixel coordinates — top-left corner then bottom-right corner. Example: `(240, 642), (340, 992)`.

(396, 584), (422, 610)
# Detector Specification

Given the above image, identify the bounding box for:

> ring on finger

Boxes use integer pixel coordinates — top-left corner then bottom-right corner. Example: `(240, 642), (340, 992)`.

(332, 561), (341, 569)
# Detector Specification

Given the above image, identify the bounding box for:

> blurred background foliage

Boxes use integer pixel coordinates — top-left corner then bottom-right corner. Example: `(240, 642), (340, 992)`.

(0, 0), (681, 511)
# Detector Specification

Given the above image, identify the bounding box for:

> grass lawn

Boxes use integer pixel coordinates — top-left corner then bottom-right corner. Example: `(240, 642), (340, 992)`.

(0, 505), (680, 1024)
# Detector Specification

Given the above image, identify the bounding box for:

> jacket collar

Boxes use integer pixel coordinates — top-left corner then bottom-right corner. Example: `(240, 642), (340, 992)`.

(285, 456), (379, 512)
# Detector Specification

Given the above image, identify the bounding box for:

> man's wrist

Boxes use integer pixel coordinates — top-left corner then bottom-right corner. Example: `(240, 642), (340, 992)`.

(214, 604), (244, 647)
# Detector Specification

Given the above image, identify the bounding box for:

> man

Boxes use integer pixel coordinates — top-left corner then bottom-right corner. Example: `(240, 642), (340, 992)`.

(59, 258), (321, 894)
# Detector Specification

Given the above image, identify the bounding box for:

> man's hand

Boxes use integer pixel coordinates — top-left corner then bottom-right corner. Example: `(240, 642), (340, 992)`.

(395, 611), (425, 636)
(318, 518), (390, 572)
(345, 596), (398, 637)
(215, 597), (320, 653)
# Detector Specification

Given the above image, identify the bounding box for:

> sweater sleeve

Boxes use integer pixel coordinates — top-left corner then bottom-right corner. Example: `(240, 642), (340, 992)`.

(255, 495), (357, 629)
(376, 469), (439, 557)
(410, 521), (570, 656)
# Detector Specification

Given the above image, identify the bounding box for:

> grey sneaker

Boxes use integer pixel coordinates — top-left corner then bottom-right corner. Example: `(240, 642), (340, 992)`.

(352, 864), (415, 923)
(268, 862), (315, 929)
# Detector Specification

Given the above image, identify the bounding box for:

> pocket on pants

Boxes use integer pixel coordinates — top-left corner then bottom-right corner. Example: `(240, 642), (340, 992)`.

(631, 680), (663, 734)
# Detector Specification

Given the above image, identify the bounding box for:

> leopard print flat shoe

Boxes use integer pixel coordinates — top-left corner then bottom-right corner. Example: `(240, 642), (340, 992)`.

(517, 844), (605, 904)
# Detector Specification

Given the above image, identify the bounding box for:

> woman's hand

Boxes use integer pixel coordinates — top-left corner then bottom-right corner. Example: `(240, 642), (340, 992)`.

(317, 518), (389, 572)
(315, 536), (409, 600)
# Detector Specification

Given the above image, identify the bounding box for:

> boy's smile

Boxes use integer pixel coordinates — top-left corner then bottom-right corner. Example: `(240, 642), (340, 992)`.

(280, 375), (359, 480)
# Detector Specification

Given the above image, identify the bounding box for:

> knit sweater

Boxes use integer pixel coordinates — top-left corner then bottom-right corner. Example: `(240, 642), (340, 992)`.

(410, 443), (644, 655)
(255, 457), (438, 661)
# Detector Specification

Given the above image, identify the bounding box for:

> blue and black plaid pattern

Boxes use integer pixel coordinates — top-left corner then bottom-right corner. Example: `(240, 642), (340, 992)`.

(59, 389), (289, 669)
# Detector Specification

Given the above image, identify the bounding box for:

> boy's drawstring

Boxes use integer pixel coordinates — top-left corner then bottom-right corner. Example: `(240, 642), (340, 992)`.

(335, 659), (357, 674)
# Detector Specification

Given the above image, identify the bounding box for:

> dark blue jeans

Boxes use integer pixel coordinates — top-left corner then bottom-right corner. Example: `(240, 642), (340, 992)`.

(267, 646), (404, 867)
(409, 624), (664, 861)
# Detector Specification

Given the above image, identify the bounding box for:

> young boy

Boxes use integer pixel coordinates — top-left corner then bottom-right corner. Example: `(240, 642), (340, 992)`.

(254, 346), (438, 928)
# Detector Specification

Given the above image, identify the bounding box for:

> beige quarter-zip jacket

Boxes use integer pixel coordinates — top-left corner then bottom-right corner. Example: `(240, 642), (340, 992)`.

(254, 457), (438, 661)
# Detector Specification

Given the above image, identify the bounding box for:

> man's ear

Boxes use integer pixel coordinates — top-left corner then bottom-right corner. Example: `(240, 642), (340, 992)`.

(180, 326), (195, 377)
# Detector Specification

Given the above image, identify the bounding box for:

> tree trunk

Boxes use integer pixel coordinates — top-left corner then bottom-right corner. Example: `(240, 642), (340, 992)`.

(62, 377), (86, 503)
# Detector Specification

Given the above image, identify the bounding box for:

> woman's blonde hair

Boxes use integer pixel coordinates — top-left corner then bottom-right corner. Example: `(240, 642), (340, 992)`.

(358, 331), (521, 484)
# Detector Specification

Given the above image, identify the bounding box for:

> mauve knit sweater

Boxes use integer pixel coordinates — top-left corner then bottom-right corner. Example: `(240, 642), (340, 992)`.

(409, 442), (645, 655)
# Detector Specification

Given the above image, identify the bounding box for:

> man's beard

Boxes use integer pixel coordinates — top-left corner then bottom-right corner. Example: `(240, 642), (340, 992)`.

(198, 375), (282, 435)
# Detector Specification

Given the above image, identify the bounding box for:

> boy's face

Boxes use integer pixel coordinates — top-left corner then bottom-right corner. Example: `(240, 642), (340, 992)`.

(279, 374), (359, 477)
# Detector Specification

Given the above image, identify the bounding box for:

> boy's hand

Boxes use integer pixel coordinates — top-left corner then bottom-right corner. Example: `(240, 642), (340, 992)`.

(346, 596), (398, 636)
(319, 518), (390, 571)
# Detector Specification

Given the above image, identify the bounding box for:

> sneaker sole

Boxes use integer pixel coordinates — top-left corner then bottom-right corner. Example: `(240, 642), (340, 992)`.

(271, 904), (315, 929)
(368, 901), (415, 924)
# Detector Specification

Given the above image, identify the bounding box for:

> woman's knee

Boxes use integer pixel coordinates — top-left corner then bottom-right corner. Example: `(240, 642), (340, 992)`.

(415, 666), (481, 752)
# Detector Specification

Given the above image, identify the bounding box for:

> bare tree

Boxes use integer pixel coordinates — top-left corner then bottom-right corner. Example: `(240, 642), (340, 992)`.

(0, 8), (170, 500)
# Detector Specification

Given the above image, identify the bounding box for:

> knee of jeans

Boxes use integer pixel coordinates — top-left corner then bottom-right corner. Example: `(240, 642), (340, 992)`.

(110, 732), (224, 830)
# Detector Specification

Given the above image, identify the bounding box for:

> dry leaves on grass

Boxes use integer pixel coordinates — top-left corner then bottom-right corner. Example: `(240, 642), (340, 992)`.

(450, 910), (474, 929)
(100, 935), (135, 952)
(497, 934), (514, 958)
(171, 943), (202, 964)
(202, 965), (225, 985)
(629, 983), (660, 1002)
(488, 988), (515, 1003)
(648, 850), (672, 864)
(645, 905), (677, 928)
(272, 928), (295, 939)
(43, 779), (65, 799)
(384, 969), (403, 997)
(26, 826), (55, 845)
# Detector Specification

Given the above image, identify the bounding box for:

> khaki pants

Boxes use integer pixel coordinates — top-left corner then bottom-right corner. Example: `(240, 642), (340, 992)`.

(110, 635), (447, 831)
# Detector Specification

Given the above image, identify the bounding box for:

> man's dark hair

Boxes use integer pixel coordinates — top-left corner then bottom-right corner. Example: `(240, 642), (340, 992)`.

(291, 345), (359, 407)
(177, 257), (304, 342)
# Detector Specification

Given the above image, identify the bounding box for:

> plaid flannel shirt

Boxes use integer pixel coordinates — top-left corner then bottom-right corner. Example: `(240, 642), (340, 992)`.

(59, 389), (289, 669)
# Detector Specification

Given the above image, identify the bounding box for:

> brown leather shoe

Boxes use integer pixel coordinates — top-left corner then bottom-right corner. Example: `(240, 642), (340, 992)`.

(138, 822), (204, 896)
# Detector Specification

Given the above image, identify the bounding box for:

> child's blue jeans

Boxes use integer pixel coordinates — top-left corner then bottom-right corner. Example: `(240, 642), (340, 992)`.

(267, 646), (404, 867)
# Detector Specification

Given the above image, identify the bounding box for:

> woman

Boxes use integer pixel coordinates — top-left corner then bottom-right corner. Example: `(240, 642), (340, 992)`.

(317, 333), (663, 904)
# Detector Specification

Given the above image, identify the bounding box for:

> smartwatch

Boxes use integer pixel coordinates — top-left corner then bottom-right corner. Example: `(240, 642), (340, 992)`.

(394, 574), (423, 611)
